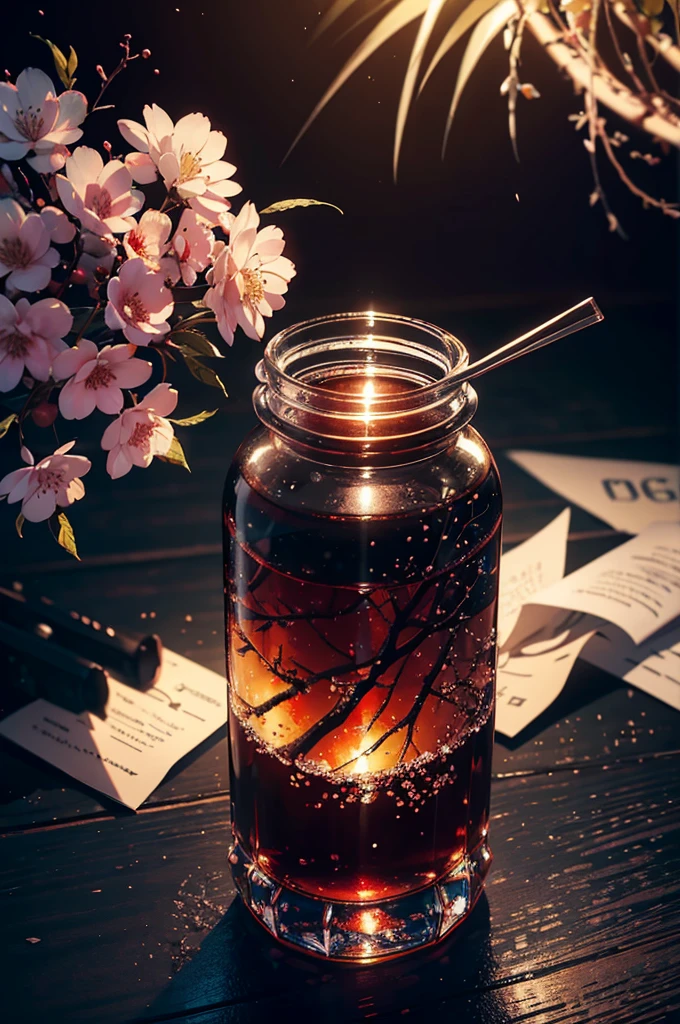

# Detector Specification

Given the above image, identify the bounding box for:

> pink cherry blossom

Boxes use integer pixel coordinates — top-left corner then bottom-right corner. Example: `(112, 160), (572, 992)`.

(0, 68), (87, 173)
(0, 294), (72, 391)
(0, 198), (59, 291)
(204, 201), (295, 345)
(101, 382), (178, 479)
(40, 205), (76, 243)
(0, 441), (91, 522)
(56, 146), (144, 236)
(118, 105), (241, 212)
(78, 232), (116, 298)
(161, 209), (214, 286)
(105, 258), (174, 346)
(123, 209), (172, 269)
(53, 339), (153, 419)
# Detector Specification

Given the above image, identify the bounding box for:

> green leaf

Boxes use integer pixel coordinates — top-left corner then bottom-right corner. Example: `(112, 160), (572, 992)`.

(31, 35), (71, 89)
(184, 355), (228, 398)
(0, 412), (17, 439)
(57, 511), (80, 560)
(66, 46), (78, 85)
(15, 513), (24, 539)
(158, 435), (191, 472)
(169, 409), (218, 427)
(173, 329), (223, 359)
(259, 198), (344, 216)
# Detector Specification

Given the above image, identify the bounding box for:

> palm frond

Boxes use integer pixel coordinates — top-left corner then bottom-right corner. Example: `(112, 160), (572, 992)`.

(442, 0), (517, 155)
(285, 0), (431, 161)
(336, 0), (398, 43)
(393, 0), (449, 178)
(311, 0), (368, 41)
(418, 0), (501, 95)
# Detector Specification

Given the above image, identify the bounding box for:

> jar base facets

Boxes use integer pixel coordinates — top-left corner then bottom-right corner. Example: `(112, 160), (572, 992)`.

(228, 839), (492, 962)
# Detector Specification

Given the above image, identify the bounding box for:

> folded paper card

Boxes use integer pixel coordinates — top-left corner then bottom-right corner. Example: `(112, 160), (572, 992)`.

(0, 649), (227, 810)
(495, 508), (598, 737)
(508, 451), (679, 535)
(582, 619), (680, 712)
(496, 608), (599, 738)
(530, 521), (680, 646)
(497, 507), (571, 647)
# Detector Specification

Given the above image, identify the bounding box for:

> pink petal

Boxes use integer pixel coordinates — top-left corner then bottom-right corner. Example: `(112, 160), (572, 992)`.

(199, 131), (227, 164)
(158, 151), (180, 186)
(118, 118), (150, 153)
(16, 68), (56, 109)
(54, 441), (76, 456)
(143, 104), (174, 142)
(101, 416), (123, 451)
(19, 213), (51, 259)
(65, 146), (104, 192)
(57, 453), (90, 478)
(149, 420), (174, 455)
(23, 340), (53, 382)
(7, 262), (52, 292)
(22, 487), (57, 523)
(102, 343), (135, 364)
(0, 198), (24, 235)
(124, 152), (157, 184)
(138, 383), (178, 417)
(52, 90), (87, 130)
(0, 353), (26, 392)
(53, 339), (98, 380)
(40, 206), (76, 244)
(59, 380), (96, 420)
(99, 159), (133, 198)
(73, 358), (102, 384)
(112, 357), (153, 388)
(27, 146), (70, 173)
(0, 466), (31, 500)
(121, 322), (162, 346)
(95, 385), (124, 415)
(173, 112), (211, 154)
(57, 476), (85, 506)
(107, 445), (133, 479)
(128, 444), (154, 468)
(24, 297), (73, 342)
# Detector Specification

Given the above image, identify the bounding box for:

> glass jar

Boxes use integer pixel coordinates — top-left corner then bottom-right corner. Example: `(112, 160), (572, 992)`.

(224, 312), (502, 961)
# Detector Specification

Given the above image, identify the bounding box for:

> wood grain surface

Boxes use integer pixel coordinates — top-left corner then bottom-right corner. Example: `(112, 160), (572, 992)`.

(0, 298), (678, 1023)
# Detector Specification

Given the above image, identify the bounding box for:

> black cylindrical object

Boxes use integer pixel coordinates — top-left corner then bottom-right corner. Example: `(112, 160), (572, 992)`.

(0, 587), (162, 688)
(0, 620), (109, 719)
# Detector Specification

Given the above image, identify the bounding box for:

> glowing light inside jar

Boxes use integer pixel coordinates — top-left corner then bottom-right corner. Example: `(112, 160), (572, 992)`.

(359, 910), (380, 935)
(361, 372), (376, 425)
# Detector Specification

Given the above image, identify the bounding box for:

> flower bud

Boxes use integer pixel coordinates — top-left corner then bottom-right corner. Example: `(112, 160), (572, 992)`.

(32, 402), (59, 429)
(142, 48), (151, 59)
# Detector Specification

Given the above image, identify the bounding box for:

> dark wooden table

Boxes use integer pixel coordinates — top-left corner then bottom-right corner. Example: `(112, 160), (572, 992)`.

(1, 298), (679, 1024)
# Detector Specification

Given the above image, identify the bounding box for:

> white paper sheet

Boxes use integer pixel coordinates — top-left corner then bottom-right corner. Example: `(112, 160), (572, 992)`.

(508, 451), (679, 535)
(495, 608), (599, 738)
(498, 508), (571, 646)
(530, 521), (680, 645)
(0, 649), (227, 809)
(582, 619), (680, 711)
(494, 508), (597, 737)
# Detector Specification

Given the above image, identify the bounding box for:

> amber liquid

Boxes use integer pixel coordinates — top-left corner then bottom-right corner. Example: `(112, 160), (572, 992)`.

(225, 377), (501, 905)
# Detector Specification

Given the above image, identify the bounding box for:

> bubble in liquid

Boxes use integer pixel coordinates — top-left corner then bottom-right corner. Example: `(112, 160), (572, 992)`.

(310, 471), (322, 483)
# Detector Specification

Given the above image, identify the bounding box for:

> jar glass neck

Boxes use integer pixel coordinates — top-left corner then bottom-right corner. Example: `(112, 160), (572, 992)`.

(253, 312), (477, 465)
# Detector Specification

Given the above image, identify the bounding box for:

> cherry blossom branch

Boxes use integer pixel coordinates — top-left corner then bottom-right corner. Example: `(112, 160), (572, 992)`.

(90, 36), (150, 114)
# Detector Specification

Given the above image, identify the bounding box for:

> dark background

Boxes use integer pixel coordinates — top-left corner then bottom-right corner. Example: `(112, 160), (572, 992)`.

(4, 0), (677, 308)
(1, 0), (678, 566)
